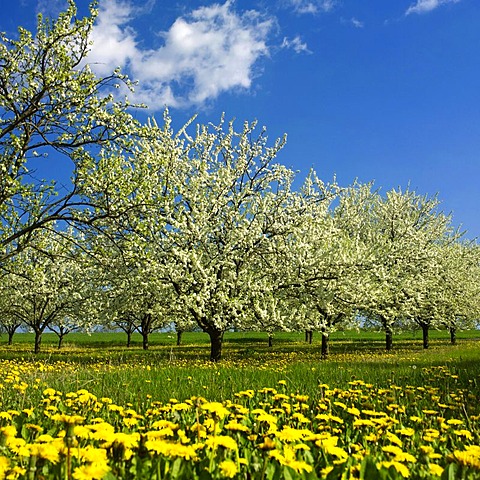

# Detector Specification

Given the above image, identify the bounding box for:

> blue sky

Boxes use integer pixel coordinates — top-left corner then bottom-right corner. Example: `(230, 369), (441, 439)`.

(3, 0), (480, 238)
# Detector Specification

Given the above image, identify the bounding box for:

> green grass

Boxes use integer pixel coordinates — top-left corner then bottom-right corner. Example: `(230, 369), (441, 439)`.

(1, 329), (479, 408)
(1, 329), (479, 479)
(3, 327), (479, 349)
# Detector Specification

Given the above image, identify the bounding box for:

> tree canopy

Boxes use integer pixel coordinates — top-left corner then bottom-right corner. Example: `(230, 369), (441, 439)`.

(1, 1), (479, 359)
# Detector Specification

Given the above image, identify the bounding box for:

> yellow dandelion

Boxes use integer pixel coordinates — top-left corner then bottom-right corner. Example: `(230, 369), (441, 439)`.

(0, 456), (10, 478)
(270, 447), (313, 474)
(29, 443), (60, 463)
(453, 429), (473, 440)
(51, 414), (85, 425)
(205, 435), (237, 451)
(72, 462), (110, 480)
(219, 460), (238, 478)
(347, 407), (361, 416)
(377, 460), (410, 478)
(224, 420), (249, 433)
(429, 464), (444, 476)
(446, 419), (463, 426)
(450, 450), (480, 470)
(201, 402), (230, 419)
(386, 432), (403, 447)
(275, 426), (310, 442)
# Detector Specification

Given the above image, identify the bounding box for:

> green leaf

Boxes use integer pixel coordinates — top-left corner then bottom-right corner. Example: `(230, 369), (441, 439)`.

(441, 462), (459, 480)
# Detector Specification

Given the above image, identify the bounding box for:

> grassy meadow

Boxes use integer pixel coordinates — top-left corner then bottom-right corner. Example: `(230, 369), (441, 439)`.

(0, 330), (479, 478)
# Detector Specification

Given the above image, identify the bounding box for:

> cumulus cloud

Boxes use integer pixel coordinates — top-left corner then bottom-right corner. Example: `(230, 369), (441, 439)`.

(281, 36), (311, 54)
(87, 0), (274, 109)
(287, 0), (337, 15)
(406, 0), (460, 15)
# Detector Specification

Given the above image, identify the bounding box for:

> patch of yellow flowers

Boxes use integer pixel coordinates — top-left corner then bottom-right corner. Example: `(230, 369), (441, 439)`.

(0, 365), (478, 478)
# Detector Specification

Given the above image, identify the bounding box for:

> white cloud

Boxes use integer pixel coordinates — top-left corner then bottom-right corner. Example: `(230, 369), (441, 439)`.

(406, 0), (460, 15)
(287, 0), (337, 15)
(350, 17), (364, 28)
(87, 0), (138, 77)
(281, 36), (311, 54)
(87, 0), (274, 109)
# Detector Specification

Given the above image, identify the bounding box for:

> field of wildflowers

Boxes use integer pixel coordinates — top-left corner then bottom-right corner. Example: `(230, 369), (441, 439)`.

(0, 332), (479, 479)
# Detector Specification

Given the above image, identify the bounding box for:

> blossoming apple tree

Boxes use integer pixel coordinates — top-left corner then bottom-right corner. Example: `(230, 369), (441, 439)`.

(0, 0), (142, 264)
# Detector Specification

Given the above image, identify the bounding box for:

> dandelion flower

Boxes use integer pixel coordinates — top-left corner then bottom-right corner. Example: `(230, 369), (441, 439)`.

(219, 460), (238, 478)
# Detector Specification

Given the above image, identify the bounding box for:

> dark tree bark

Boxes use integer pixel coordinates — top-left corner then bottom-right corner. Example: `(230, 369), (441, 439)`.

(207, 328), (224, 362)
(268, 334), (273, 347)
(422, 323), (429, 349)
(305, 330), (313, 344)
(142, 331), (149, 350)
(449, 326), (457, 345)
(321, 328), (329, 358)
(385, 327), (393, 351)
(126, 330), (132, 348)
(51, 325), (72, 349)
(34, 329), (42, 354)
(176, 330), (183, 346)
(3, 323), (22, 346)
(139, 312), (155, 351)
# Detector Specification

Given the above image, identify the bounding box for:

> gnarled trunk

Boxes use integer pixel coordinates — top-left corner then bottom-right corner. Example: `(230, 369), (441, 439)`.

(422, 323), (429, 349)
(321, 328), (329, 358)
(449, 326), (457, 345)
(385, 327), (393, 351)
(142, 332), (149, 350)
(34, 330), (42, 354)
(208, 328), (224, 362)
(8, 331), (14, 346)
(177, 330), (183, 346)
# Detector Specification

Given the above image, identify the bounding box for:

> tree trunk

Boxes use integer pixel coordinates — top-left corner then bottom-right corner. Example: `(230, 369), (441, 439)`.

(126, 331), (132, 348)
(177, 330), (183, 346)
(422, 323), (429, 349)
(34, 330), (42, 354)
(268, 334), (273, 347)
(8, 331), (14, 345)
(58, 335), (64, 349)
(305, 330), (313, 344)
(385, 327), (393, 351)
(142, 332), (149, 350)
(449, 326), (457, 345)
(321, 329), (329, 358)
(208, 328), (224, 362)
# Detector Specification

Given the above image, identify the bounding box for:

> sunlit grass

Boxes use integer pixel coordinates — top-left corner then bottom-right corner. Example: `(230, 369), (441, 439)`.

(0, 331), (479, 478)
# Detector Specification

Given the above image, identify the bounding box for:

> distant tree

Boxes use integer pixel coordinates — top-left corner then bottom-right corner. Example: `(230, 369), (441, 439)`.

(0, 316), (22, 345)
(282, 180), (371, 358)
(48, 316), (81, 349)
(433, 241), (480, 345)
(113, 315), (137, 348)
(361, 188), (456, 351)
(2, 229), (89, 353)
